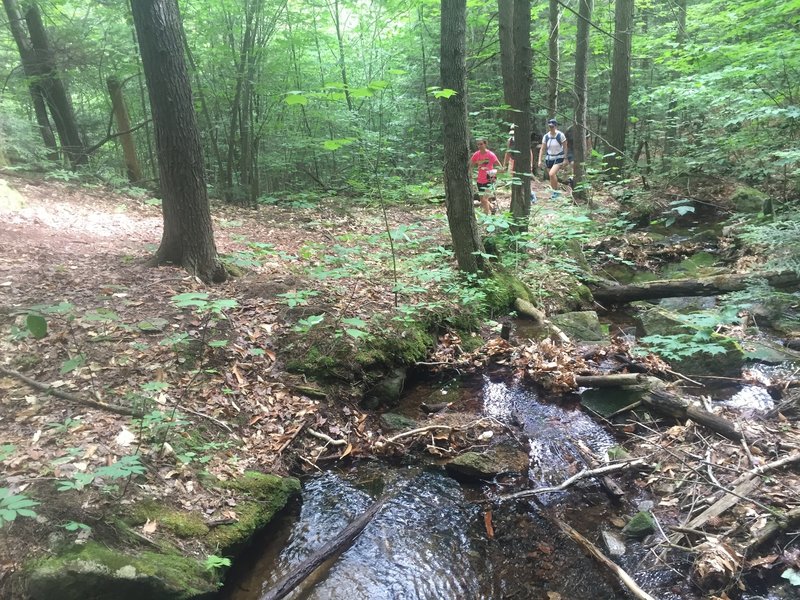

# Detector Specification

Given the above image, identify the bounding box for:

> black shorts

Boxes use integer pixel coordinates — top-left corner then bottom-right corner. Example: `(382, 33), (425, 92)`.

(477, 180), (494, 192)
(545, 157), (565, 169)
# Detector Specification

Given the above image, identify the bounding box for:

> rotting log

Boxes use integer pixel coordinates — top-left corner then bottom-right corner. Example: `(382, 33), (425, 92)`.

(260, 492), (391, 600)
(747, 506), (800, 551)
(574, 375), (743, 441)
(589, 270), (800, 305)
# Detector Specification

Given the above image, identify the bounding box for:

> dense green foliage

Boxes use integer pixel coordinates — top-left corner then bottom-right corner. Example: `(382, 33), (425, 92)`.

(1, 0), (796, 200)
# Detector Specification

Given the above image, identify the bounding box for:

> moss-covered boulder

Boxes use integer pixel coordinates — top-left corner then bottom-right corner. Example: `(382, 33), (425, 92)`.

(660, 252), (721, 279)
(730, 185), (768, 213)
(550, 311), (607, 342)
(634, 302), (694, 337)
(445, 443), (529, 481)
(24, 542), (215, 600)
(379, 412), (417, 432)
(362, 367), (407, 409)
(622, 511), (656, 539)
(129, 502), (210, 538)
(207, 472), (300, 551)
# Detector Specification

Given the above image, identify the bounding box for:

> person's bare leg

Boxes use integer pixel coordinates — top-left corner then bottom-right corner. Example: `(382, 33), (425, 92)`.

(480, 193), (492, 214)
(549, 163), (562, 190)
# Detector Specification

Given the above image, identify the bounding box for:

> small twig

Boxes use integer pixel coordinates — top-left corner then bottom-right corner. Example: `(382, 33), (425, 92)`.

(0, 366), (139, 416)
(279, 419), (308, 454)
(182, 406), (233, 433)
(307, 428), (347, 446)
(386, 425), (453, 444)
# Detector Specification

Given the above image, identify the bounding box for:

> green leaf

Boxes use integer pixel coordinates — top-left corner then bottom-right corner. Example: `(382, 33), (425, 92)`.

(60, 354), (86, 374)
(171, 292), (210, 308)
(782, 568), (800, 586)
(26, 314), (47, 339)
(345, 328), (368, 339)
(433, 88), (458, 99)
(137, 318), (169, 332)
(285, 92), (308, 105)
(208, 340), (228, 348)
(342, 317), (368, 327)
(322, 138), (356, 151)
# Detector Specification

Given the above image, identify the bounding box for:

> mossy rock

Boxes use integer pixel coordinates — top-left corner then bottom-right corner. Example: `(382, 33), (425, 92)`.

(730, 185), (768, 213)
(550, 311), (607, 342)
(24, 542), (214, 600)
(379, 412), (417, 431)
(485, 269), (531, 311)
(601, 262), (638, 285)
(622, 511), (656, 539)
(207, 472), (300, 552)
(633, 302), (694, 337)
(128, 502), (210, 538)
(363, 368), (407, 409)
(661, 252), (721, 279)
(445, 443), (529, 481)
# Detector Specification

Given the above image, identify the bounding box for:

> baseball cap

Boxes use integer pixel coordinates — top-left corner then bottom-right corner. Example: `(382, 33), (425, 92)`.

(548, 118), (558, 125)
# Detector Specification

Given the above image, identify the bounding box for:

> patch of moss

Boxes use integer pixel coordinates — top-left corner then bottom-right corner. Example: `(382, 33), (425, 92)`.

(24, 542), (214, 600)
(129, 501), (210, 538)
(285, 345), (342, 378)
(207, 472), (300, 552)
(485, 269), (531, 311)
(355, 325), (435, 370)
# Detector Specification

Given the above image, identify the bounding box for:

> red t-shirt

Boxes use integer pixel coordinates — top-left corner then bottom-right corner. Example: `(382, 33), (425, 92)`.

(471, 150), (500, 184)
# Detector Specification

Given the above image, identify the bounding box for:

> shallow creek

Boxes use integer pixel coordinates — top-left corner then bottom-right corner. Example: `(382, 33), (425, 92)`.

(222, 376), (696, 600)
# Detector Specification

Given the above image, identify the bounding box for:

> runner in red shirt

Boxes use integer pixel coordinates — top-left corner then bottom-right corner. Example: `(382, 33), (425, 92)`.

(469, 138), (502, 214)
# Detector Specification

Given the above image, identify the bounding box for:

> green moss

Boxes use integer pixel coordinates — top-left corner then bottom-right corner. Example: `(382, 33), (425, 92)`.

(207, 472), (300, 552)
(24, 542), (214, 600)
(286, 346), (341, 377)
(129, 501), (210, 538)
(485, 270), (531, 311)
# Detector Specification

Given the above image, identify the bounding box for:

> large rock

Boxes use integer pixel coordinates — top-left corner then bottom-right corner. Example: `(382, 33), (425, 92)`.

(379, 413), (417, 432)
(445, 443), (529, 482)
(550, 311), (607, 342)
(24, 543), (215, 600)
(362, 367), (407, 409)
(730, 185), (768, 213)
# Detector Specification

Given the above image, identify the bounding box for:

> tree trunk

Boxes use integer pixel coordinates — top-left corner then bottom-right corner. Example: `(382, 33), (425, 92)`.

(546, 0), (560, 119)
(329, 0), (353, 112)
(509, 0), (532, 226)
(418, 5), (435, 156)
(572, 0), (593, 200)
(604, 0), (634, 176)
(131, 0), (226, 284)
(440, 0), (489, 275)
(3, 0), (83, 166)
(589, 271), (800, 304)
(23, 4), (86, 167)
(663, 0), (687, 165)
(497, 0), (515, 127)
(106, 77), (143, 183)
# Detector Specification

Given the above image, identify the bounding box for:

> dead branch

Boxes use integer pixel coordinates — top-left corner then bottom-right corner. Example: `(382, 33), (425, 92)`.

(747, 506), (800, 551)
(307, 428), (347, 446)
(0, 366), (139, 416)
(499, 458), (648, 501)
(260, 492), (391, 600)
(514, 298), (571, 344)
(386, 425), (453, 444)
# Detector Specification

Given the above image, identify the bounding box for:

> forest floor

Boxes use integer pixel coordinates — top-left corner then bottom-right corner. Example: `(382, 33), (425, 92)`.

(1, 171), (799, 599)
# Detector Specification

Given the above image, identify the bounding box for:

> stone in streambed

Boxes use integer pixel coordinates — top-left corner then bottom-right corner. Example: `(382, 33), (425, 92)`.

(622, 511), (656, 539)
(601, 530), (627, 557)
(445, 443), (529, 482)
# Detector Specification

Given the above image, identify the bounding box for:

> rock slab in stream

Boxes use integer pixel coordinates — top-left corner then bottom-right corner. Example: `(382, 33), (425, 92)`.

(601, 530), (627, 557)
(445, 443), (529, 481)
(550, 311), (608, 342)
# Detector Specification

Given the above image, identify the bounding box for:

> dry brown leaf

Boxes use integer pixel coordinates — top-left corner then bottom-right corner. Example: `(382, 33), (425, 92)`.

(142, 519), (158, 534)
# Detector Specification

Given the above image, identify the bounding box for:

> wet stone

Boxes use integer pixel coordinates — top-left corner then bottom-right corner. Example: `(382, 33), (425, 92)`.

(379, 412), (417, 432)
(601, 530), (627, 557)
(550, 311), (607, 342)
(445, 443), (529, 482)
(622, 511), (656, 539)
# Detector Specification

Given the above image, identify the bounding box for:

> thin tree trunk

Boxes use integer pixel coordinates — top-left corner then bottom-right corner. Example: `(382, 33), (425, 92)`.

(106, 76), (143, 183)
(572, 0), (593, 200)
(30, 83), (58, 159)
(664, 0), (687, 165)
(497, 0), (514, 127)
(509, 0), (532, 226)
(328, 0), (353, 111)
(128, 13), (155, 181)
(418, 5), (435, 156)
(24, 4), (86, 167)
(547, 0), (560, 119)
(605, 0), (634, 176)
(441, 0), (488, 275)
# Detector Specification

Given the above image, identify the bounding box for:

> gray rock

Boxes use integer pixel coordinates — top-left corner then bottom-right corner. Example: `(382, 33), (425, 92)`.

(730, 185), (768, 213)
(550, 311), (608, 342)
(445, 443), (529, 482)
(601, 530), (627, 557)
(379, 413), (417, 432)
(363, 367), (407, 409)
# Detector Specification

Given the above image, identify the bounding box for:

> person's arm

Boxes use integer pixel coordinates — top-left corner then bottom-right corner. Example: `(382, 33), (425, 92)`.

(563, 138), (569, 164)
(537, 138), (545, 165)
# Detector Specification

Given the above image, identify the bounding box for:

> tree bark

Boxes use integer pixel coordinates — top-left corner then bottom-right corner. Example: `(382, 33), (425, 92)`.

(589, 271), (800, 305)
(106, 77), (143, 183)
(131, 0), (226, 284)
(604, 0), (634, 176)
(440, 0), (489, 274)
(572, 0), (593, 200)
(546, 0), (560, 119)
(509, 0), (532, 226)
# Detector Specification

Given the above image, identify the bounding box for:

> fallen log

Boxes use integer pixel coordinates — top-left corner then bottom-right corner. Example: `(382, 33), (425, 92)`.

(574, 375), (743, 442)
(260, 492), (392, 600)
(589, 270), (799, 305)
(747, 506), (800, 551)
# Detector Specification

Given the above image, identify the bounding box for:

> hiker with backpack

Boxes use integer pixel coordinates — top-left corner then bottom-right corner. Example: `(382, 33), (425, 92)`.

(469, 138), (502, 214)
(537, 118), (568, 196)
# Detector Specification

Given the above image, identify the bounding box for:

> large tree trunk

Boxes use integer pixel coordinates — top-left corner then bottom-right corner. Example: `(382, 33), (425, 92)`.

(509, 0), (532, 226)
(546, 0), (560, 119)
(440, 0), (489, 275)
(106, 76), (143, 183)
(604, 0), (634, 176)
(131, 0), (226, 284)
(590, 271), (800, 304)
(572, 0), (593, 200)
